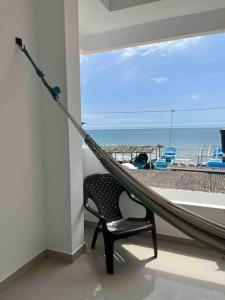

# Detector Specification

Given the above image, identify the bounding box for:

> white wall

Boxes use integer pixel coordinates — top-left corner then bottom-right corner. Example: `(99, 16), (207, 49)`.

(0, 0), (46, 283)
(38, 0), (84, 254)
(64, 0), (84, 253)
(83, 147), (225, 239)
(0, 0), (83, 283)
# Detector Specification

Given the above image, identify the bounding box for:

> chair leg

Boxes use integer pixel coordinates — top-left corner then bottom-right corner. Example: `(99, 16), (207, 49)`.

(151, 228), (158, 258)
(103, 236), (114, 274)
(91, 227), (100, 249)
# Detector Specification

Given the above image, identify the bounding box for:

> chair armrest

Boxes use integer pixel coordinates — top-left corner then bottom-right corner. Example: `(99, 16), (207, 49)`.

(126, 191), (155, 222)
(126, 191), (147, 208)
(84, 202), (105, 221)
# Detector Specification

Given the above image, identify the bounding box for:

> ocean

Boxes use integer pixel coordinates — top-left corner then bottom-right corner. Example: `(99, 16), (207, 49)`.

(86, 127), (222, 162)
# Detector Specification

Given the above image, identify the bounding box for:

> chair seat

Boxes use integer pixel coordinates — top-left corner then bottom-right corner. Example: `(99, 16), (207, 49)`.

(107, 218), (152, 235)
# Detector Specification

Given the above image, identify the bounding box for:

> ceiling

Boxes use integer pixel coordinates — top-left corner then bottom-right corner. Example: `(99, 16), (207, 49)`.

(99, 0), (160, 11)
(79, 0), (225, 36)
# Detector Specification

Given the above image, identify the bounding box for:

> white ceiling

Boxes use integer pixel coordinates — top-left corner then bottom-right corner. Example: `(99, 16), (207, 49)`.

(99, 0), (160, 11)
(79, 0), (225, 36)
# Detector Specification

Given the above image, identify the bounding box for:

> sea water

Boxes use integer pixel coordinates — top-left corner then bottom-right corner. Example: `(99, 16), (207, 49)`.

(86, 127), (222, 162)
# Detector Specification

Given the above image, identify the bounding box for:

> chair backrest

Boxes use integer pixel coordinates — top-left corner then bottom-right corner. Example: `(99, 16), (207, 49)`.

(84, 173), (124, 222)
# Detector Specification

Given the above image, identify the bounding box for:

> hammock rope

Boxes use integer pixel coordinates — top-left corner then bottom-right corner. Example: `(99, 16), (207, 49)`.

(15, 37), (225, 254)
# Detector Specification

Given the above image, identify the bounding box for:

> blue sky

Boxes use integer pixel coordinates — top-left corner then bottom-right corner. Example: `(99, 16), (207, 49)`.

(80, 33), (225, 129)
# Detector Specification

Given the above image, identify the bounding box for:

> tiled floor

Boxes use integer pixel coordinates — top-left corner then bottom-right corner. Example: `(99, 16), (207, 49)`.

(1, 228), (225, 299)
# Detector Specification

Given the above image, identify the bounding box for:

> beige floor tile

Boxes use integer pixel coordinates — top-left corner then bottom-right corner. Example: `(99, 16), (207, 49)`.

(0, 228), (224, 300)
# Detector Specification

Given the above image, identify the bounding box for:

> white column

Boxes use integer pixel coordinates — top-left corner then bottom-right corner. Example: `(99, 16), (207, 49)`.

(38, 0), (83, 254)
(65, 0), (84, 254)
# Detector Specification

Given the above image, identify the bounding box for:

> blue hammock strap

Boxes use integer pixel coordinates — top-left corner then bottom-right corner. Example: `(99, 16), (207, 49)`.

(15, 37), (61, 101)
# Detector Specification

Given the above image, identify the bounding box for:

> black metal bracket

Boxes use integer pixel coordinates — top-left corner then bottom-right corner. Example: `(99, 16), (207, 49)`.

(15, 37), (23, 49)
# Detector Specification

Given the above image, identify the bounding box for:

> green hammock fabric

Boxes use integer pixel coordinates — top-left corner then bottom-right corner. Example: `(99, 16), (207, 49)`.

(17, 38), (225, 255)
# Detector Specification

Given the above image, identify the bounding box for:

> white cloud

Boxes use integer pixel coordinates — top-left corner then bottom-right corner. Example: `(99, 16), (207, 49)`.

(149, 76), (167, 83)
(119, 36), (203, 60)
(140, 37), (202, 56)
(191, 94), (199, 99)
(120, 47), (138, 60)
(80, 55), (90, 63)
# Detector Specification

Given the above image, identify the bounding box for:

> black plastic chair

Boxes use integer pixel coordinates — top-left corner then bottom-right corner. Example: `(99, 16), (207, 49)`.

(83, 173), (158, 274)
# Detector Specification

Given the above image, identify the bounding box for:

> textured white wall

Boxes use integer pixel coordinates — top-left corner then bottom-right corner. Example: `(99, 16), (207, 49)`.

(0, 0), (45, 283)
(83, 147), (225, 239)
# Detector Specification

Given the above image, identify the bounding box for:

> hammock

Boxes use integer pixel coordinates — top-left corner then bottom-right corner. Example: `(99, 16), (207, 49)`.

(16, 38), (225, 254)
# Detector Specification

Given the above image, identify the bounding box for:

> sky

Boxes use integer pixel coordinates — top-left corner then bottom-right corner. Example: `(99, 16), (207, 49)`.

(80, 33), (225, 129)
